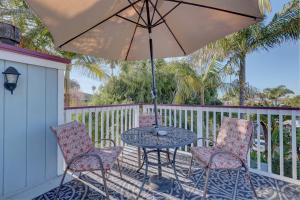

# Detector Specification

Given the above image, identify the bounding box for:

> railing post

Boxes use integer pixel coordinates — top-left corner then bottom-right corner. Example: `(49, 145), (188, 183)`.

(134, 105), (140, 128)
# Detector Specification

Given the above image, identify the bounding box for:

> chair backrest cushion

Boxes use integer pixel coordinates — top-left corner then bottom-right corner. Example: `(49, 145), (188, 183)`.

(51, 121), (93, 163)
(139, 113), (162, 127)
(216, 117), (253, 161)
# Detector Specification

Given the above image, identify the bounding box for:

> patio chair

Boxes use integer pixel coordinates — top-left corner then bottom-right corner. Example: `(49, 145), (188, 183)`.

(139, 113), (162, 127)
(189, 117), (258, 199)
(50, 121), (123, 200)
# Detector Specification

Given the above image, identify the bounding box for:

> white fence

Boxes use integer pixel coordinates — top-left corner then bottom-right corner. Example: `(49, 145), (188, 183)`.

(65, 104), (300, 184)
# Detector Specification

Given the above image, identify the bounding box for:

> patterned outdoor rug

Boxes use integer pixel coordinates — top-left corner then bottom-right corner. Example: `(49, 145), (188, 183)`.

(33, 148), (300, 200)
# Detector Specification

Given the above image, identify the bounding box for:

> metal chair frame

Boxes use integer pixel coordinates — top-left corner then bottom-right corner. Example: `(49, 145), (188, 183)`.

(189, 131), (258, 199)
(51, 125), (122, 200)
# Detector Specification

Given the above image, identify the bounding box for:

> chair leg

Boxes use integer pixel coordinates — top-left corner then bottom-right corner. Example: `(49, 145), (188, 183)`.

(136, 155), (145, 173)
(55, 167), (68, 200)
(117, 159), (123, 179)
(101, 169), (110, 200)
(245, 168), (258, 199)
(188, 156), (193, 177)
(166, 148), (171, 163)
(203, 167), (211, 199)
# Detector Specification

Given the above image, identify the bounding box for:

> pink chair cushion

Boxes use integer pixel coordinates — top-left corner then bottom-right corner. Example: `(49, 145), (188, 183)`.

(191, 117), (253, 169)
(139, 114), (162, 127)
(69, 146), (123, 171)
(216, 117), (253, 161)
(52, 121), (93, 163)
(191, 146), (242, 169)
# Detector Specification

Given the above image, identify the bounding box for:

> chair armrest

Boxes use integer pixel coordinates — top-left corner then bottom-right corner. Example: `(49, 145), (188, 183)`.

(94, 139), (116, 147)
(67, 153), (104, 169)
(196, 137), (217, 146)
(208, 150), (246, 167)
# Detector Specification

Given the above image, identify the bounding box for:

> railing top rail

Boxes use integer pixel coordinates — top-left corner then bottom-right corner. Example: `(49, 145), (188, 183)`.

(65, 104), (139, 110)
(144, 104), (300, 111)
(65, 103), (300, 111)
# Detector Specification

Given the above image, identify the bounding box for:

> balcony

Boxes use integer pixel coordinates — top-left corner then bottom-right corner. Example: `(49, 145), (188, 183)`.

(10, 104), (299, 200)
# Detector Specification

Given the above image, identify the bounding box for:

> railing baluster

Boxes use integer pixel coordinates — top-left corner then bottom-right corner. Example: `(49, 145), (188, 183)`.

(169, 108), (172, 127)
(121, 109), (124, 146)
(116, 110), (120, 145)
(279, 113), (284, 176)
(213, 110), (216, 142)
(179, 109), (182, 128)
(100, 110), (104, 147)
(164, 108), (167, 126)
(125, 109), (128, 131)
(88, 110), (92, 138)
(106, 110), (110, 146)
(256, 112), (261, 170)
(65, 110), (71, 123)
(129, 108), (132, 129)
(221, 110), (224, 121)
(267, 112), (272, 174)
(185, 109), (188, 129)
(206, 110), (209, 146)
(111, 109), (115, 146)
(197, 109), (203, 147)
(174, 109), (177, 127)
(291, 111), (297, 179)
(191, 110), (194, 132)
(185, 109), (188, 151)
(95, 109), (99, 143)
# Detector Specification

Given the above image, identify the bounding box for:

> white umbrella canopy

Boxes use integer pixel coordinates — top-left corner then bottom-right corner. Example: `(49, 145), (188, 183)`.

(25, 0), (262, 61)
(25, 0), (262, 126)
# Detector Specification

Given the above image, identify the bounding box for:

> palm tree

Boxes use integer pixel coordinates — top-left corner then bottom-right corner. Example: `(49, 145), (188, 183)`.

(167, 59), (223, 105)
(218, 0), (299, 105)
(0, 0), (109, 106)
(263, 85), (294, 106)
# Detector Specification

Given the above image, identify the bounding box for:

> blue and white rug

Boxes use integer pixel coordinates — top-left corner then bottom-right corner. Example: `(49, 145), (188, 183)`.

(33, 149), (300, 200)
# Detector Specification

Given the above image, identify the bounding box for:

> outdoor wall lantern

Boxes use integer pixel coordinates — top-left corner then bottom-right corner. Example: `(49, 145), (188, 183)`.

(2, 67), (21, 94)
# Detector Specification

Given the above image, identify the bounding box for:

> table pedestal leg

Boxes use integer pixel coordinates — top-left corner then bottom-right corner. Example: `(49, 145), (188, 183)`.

(137, 148), (149, 200)
(137, 147), (185, 199)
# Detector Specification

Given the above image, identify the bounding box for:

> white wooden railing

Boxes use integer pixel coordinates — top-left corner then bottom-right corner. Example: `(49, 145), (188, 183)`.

(65, 104), (139, 147)
(65, 104), (300, 184)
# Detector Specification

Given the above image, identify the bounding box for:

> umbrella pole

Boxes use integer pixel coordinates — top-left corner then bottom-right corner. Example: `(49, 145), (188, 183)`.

(145, 0), (158, 127)
(149, 37), (159, 127)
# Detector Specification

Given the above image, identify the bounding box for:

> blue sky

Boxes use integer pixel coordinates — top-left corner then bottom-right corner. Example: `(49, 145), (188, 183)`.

(71, 0), (299, 95)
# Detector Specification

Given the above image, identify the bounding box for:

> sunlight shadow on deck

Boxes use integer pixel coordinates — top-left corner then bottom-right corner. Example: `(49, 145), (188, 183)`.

(33, 147), (300, 200)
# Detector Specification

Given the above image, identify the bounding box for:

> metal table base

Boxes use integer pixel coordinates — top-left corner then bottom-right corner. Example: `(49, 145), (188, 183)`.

(137, 147), (184, 199)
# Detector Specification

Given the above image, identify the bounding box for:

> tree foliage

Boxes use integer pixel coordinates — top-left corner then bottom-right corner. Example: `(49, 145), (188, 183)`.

(91, 60), (221, 105)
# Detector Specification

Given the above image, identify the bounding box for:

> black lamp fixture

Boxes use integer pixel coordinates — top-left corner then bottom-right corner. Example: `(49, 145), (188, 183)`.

(2, 67), (21, 94)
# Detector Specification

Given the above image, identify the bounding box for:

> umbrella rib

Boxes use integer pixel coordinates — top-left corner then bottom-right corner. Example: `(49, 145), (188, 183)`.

(148, 0), (186, 55)
(58, 0), (142, 48)
(127, 0), (147, 26)
(162, 0), (262, 20)
(116, 14), (147, 28)
(150, 0), (159, 24)
(152, 2), (181, 27)
(125, 0), (146, 60)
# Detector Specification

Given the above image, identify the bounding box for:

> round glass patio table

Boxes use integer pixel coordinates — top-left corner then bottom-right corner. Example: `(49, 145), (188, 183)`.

(121, 126), (195, 199)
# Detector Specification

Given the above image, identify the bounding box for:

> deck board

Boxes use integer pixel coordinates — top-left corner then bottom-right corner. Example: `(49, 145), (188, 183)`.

(31, 146), (300, 199)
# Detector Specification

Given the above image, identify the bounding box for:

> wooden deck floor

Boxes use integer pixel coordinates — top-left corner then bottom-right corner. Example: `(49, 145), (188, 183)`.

(15, 146), (300, 199)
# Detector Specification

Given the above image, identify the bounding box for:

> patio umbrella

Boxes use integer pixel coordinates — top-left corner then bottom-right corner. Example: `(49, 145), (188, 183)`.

(25, 0), (262, 125)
